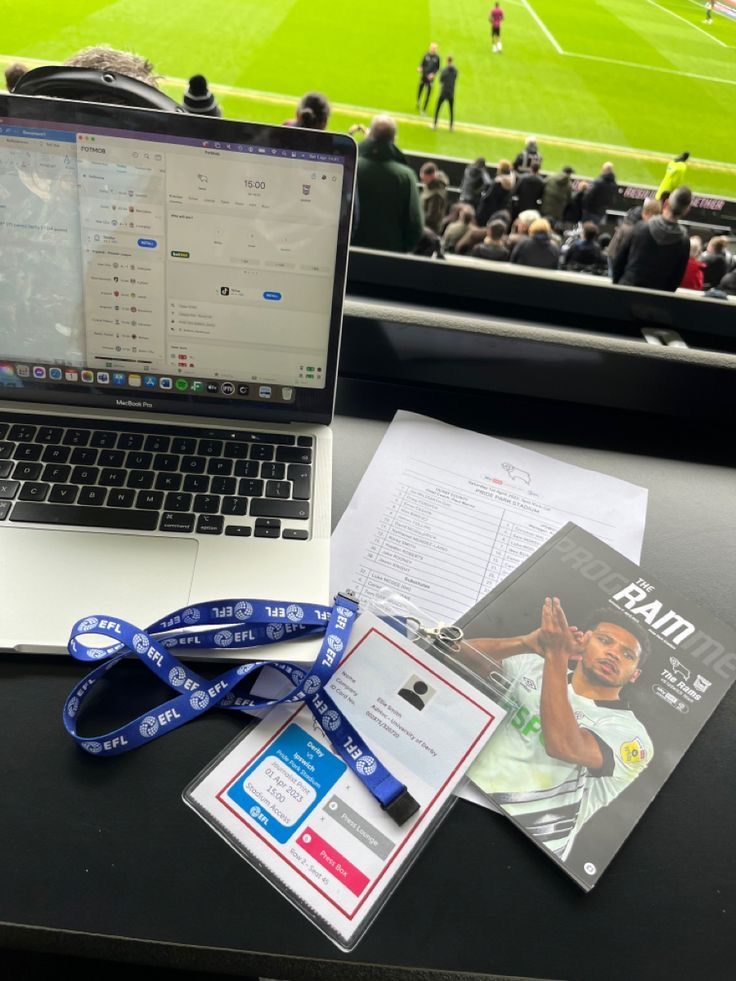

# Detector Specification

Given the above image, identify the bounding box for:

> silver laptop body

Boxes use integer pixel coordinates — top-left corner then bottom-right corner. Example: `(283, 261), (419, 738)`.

(0, 95), (356, 659)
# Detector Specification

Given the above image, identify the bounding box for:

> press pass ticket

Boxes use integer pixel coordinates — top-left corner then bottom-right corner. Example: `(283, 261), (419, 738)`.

(184, 611), (506, 949)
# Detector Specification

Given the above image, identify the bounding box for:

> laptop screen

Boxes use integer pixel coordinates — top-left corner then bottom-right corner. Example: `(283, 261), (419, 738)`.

(0, 95), (356, 425)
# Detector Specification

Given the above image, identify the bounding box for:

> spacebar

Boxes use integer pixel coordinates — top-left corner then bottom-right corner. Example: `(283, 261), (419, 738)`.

(10, 502), (159, 531)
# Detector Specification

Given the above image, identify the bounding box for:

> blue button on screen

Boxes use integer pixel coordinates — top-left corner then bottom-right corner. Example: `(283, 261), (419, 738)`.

(138, 238), (157, 248)
(263, 291), (282, 301)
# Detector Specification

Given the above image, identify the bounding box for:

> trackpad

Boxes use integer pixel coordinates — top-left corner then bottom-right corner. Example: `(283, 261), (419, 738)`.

(1, 530), (198, 652)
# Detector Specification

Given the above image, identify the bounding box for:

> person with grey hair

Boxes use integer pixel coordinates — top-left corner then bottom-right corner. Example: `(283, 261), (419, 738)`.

(352, 115), (423, 253)
(611, 186), (692, 292)
(64, 45), (160, 87)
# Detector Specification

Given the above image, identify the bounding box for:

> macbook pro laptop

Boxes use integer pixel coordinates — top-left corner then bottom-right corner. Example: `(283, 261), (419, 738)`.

(0, 94), (356, 657)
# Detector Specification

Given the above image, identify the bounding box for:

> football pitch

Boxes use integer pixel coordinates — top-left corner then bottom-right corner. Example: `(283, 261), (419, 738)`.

(3, 0), (736, 197)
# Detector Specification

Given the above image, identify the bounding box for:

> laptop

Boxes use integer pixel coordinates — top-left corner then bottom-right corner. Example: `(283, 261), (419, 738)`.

(0, 93), (356, 658)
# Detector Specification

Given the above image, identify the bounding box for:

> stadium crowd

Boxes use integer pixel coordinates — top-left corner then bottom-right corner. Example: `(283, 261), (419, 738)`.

(4, 50), (735, 298)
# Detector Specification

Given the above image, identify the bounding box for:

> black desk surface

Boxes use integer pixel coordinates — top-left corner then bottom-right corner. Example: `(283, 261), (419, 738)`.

(2, 380), (735, 981)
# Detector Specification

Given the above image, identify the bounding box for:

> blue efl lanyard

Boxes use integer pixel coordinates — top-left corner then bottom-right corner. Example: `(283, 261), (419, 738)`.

(62, 594), (419, 825)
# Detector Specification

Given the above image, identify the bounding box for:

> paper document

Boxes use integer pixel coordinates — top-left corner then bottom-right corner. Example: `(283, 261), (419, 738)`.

(331, 412), (647, 624)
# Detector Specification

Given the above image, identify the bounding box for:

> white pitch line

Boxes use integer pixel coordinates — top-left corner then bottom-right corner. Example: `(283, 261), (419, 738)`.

(520, 0), (564, 53)
(646, 0), (730, 46)
(563, 49), (736, 87)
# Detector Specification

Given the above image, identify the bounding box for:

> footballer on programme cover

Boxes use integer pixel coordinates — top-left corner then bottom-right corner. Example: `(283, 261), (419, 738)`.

(453, 523), (736, 889)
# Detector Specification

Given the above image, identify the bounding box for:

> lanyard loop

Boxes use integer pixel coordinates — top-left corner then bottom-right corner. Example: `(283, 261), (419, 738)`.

(62, 594), (419, 825)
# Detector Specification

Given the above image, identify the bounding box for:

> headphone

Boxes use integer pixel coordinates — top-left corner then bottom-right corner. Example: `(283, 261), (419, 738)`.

(12, 66), (184, 113)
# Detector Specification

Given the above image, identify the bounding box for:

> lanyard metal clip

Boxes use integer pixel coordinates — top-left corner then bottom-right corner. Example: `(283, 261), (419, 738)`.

(406, 618), (464, 653)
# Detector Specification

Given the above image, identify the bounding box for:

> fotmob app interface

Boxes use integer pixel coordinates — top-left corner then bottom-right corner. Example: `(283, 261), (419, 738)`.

(0, 121), (344, 390)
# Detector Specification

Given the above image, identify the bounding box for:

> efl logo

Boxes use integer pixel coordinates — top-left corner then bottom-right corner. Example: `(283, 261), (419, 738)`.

(321, 710), (341, 732)
(214, 630), (233, 647)
(355, 755), (377, 776)
(266, 623), (285, 641)
(236, 664), (251, 677)
(67, 696), (80, 718)
(326, 635), (343, 654)
(169, 666), (187, 687)
(78, 616), (99, 632)
(190, 690), (210, 710)
(140, 715), (160, 738)
(335, 606), (354, 619)
(303, 675), (321, 694)
(286, 604), (304, 622)
(290, 668), (305, 686)
(87, 648), (108, 660)
(132, 632), (150, 654)
(182, 607), (201, 625)
(81, 741), (103, 754)
(234, 601), (254, 621)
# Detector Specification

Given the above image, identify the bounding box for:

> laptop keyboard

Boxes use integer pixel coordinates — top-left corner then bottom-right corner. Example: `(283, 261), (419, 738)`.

(0, 414), (312, 539)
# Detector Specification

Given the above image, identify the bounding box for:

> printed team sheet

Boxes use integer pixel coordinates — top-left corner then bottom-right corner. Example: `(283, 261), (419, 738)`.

(331, 412), (648, 625)
(185, 612), (505, 949)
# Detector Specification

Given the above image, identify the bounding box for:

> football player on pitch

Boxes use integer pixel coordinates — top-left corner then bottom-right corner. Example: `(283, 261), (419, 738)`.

(416, 43), (440, 114)
(490, 3), (505, 53)
(460, 597), (653, 861)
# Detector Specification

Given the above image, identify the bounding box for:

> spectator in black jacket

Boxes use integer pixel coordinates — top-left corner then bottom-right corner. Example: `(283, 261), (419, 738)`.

(700, 236), (729, 289)
(284, 92), (330, 129)
(560, 222), (605, 272)
(541, 166), (574, 224)
(510, 218), (560, 269)
(512, 161), (544, 218)
(719, 269), (736, 295)
(582, 162), (617, 225)
(513, 137), (542, 175)
(460, 157), (491, 207)
(471, 218), (510, 262)
(611, 186), (692, 292)
(606, 199), (661, 269)
(419, 161), (449, 233)
(416, 43), (440, 114)
(476, 160), (515, 226)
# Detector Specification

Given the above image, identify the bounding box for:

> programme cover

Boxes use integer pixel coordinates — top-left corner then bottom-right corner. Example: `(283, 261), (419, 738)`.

(454, 523), (736, 889)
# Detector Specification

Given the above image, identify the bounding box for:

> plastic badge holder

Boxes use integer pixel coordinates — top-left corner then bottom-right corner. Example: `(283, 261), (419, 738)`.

(183, 588), (515, 951)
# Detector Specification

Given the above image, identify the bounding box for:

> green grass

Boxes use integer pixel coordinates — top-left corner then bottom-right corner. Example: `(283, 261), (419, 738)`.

(2, 0), (736, 196)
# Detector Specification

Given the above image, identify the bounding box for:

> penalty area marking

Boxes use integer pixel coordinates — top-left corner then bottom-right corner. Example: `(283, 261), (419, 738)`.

(520, 0), (564, 52)
(645, 0), (731, 47)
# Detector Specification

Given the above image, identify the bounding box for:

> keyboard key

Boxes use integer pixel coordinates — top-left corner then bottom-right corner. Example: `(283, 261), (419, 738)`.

(250, 499), (310, 520)
(70, 447), (99, 466)
(0, 480), (20, 499)
(181, 456), (206, 474)
(225, 524), (252, 537)
(48, 484), (79, 504)
(155, 472), (182, 492)
(297, 435), (314, 447)
(265, 480), (290, 499)
(221, 496), (248, 516)
(247, 432), (295, 445)
(78, 486), (108, 506)
(63, 429), (90, 446)
(90, 430), (117, 448)
(0, 461), (11, 478)
(283, 529), (309, 540)
(193, 494), (220, 514)
(8, 424), (36, 441)
(10, 502), (158, 530)
(196, 514), (224, 535)
(13, 462), (42, 481)
(211, 476), (236, 495)
(42, 444), (71, 464)
(136, 490), (164, 510)
(98, 449), (124, 467)
(234, 460), (259, 478)
(107, 489), (135, 508)
(99, 468), (126, 487)
(36, 426), (63, 444)
(0, 501), (11, 520)
(261, 463), (285, 480)
(276, 446), (312, 464)
(117, 432), (144, 450)
(153, 453), (179, 472)
(15, 443), (42, 462)
(254, 523), (280, 538)
(144, 434), (170, 452)
(127, 451), (152, 470)
(164, 492), (192, 512)
(183, 474), (209, 492)
(127, 470), (154, 490)
(171, 437), (197, 454)
(42, 464), (72, 483)
(0, 442), (14, 460)
(237, 478), (263, 497)
(250, 443), (274, 461)
(224, 441), (250, 459)
(71, 466), (99, 485)
(160, 511), (196, 533)
(198, 439), (223, 456)
(288, 465), (312, 500)
(0, 423), (7, 439)
(18, 482), (51, 502)
(207, 457), (232, 476)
